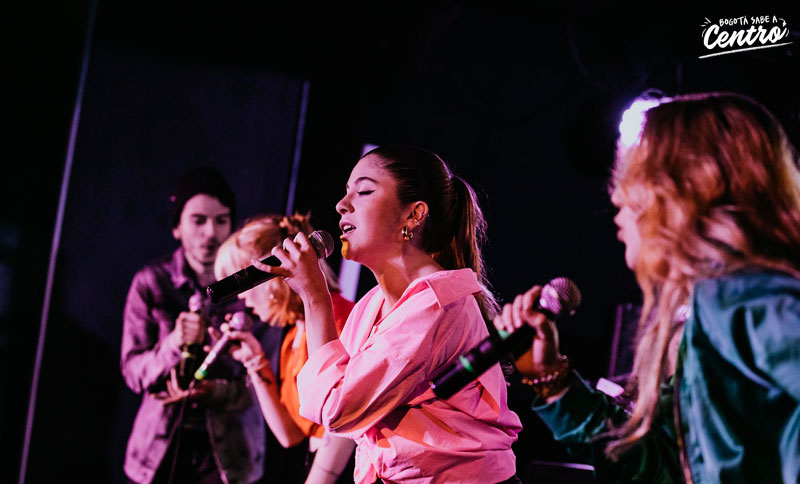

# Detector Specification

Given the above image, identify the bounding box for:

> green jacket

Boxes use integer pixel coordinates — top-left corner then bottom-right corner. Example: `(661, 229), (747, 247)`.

(533, 271), (800, 483)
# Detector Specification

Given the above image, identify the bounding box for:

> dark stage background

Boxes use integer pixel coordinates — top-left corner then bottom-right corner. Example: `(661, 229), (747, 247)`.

(5, 2), (798, 483)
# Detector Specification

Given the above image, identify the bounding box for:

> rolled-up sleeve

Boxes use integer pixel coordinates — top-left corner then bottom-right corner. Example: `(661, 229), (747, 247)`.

(297, 338), (350, 426)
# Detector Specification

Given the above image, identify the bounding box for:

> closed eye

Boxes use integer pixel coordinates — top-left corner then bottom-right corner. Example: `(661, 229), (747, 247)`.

(357, 190), (374, 196)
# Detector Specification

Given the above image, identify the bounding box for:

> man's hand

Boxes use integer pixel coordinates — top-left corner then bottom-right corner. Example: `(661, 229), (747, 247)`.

(170, 311), (206, 346)
(160, 367), (216, 405)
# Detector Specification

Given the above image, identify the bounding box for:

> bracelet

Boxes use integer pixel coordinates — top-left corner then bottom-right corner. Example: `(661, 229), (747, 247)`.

(243, 352), (268, 372)
(243, 353), (274, 385)
(521, 355), (574, 398)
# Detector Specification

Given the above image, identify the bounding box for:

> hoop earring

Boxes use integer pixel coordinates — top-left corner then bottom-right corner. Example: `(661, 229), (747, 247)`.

(402, 226), (413, 241)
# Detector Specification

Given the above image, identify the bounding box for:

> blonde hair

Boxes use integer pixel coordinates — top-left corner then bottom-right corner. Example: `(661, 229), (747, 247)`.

(606, 92), (800, 457)
(214, 213), (341, 327)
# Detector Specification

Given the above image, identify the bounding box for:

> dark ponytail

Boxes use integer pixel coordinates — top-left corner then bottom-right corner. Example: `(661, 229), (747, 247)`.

(365, 145), (499, 320)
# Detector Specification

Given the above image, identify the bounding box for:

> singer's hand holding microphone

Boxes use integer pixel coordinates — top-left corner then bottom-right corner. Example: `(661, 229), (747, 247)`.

(430, 277), (581, 400)
(171, 293), (207, 389)
(198, 230), (334, 384)
(196, 311), (256, 380)
(494, 284), (564, 374)
(202, 313), (276, 383)
(171, 312), (206, 346)
(207, 230), (334, 304)
(493, 278), (582, 402)
(161, 229), (336, 405)
(163, 311), (257, 405)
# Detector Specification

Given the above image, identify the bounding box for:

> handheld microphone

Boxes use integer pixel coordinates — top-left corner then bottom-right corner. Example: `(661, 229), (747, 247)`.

(206, 230), (335, 304)
(430, 277), (582, 400)
(178, 293), (204, 383)
(194, 311), (255, 380)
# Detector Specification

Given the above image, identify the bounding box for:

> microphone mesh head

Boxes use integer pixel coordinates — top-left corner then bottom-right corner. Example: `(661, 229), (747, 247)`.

(309, 230), (334, 259)
(188, 293), (203, 312)
(230, 311), (254, 331)
(539, 277), (582, 318)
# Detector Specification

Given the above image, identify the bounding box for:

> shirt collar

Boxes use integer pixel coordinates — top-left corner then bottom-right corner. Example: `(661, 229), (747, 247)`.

(169, 246), (196, 291)
(413, 268), (482, 308)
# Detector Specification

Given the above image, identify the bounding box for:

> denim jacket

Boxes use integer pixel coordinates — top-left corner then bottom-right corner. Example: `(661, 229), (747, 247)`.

(121, 248), (266, 484)
(533, 270), (800, 483)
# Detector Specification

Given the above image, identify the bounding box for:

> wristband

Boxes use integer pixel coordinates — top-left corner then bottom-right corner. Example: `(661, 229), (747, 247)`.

(520, 355), (574, 398)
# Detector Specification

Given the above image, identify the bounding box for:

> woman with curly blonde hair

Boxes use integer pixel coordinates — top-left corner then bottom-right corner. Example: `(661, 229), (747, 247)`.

(496, 92), (800, 483)
(213, 213), (356, 484)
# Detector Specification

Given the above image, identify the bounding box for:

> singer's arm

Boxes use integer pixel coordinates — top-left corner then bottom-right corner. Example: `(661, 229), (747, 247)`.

(214, 327), (306, 447)
(532, 374), (682, 483)
(120, 269), (183, 393)
(496, 285), (680, 481)
(247, 360), (306, 447)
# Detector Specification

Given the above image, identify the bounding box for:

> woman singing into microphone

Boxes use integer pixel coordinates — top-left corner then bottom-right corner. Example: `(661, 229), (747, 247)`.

(254, 146), (522, 484)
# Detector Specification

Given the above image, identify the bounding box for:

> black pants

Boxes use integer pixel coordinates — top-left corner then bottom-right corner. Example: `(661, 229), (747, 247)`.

(127, 428), (222, 484)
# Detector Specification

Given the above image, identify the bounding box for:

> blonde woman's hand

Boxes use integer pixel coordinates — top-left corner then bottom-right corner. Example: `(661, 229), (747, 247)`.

(207, 320), (262, 364)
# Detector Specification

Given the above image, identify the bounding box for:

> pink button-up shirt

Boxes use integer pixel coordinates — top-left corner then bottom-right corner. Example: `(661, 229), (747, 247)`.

(298, 269), (522, 484)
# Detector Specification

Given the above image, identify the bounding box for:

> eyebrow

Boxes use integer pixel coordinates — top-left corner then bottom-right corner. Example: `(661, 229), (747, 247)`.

(346, 176), (377, 189)
(189, 211), (230, 218)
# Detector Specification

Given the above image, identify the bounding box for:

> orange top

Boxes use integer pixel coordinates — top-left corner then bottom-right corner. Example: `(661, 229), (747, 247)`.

(279, 291), (354, 438)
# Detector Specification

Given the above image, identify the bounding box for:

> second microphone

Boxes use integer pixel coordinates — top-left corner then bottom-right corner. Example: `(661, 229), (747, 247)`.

(430, 276), (582, 400)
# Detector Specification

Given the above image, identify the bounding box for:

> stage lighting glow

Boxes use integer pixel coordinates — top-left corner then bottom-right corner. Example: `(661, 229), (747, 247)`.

(618, 98), (660, 148)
